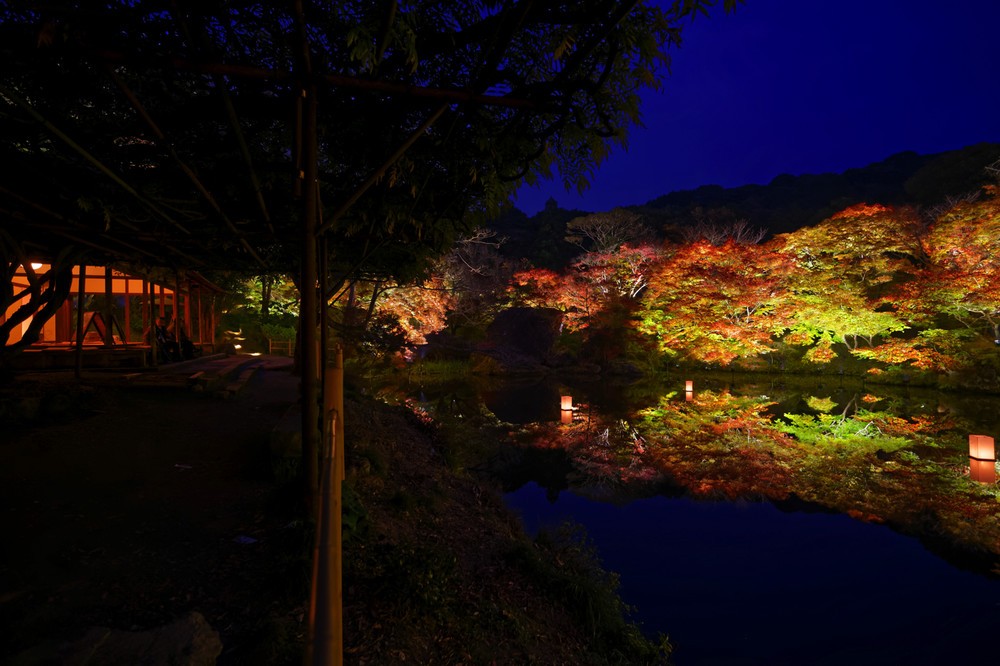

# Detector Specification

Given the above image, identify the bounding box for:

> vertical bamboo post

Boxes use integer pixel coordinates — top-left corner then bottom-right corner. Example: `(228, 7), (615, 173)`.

(332, 346), (344, 483)
(308, 396), (343, 666)
(300, 80), (320, 510)
(319, 232), (329, 375)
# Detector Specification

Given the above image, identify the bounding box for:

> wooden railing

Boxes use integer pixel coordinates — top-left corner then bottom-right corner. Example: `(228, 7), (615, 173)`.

(268, 338), (295, 356)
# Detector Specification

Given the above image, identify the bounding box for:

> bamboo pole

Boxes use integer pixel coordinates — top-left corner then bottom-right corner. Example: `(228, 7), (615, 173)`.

(332, 346), (345, 484)
(307, 401), (343, 666)
(300, 80), (320, 510)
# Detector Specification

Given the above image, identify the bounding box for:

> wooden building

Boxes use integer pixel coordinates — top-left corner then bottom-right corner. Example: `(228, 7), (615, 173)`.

(3, 263), (222, 369)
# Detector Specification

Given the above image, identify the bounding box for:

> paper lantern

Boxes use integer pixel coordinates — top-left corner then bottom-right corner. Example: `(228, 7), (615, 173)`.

(685, 391), (693, 403)
(560, 395), (573, 411)
(969, 434), (995, 461)
(560, 410), (573, 425)
(970, 457), (996, 484)
(685, 380), (694, 392)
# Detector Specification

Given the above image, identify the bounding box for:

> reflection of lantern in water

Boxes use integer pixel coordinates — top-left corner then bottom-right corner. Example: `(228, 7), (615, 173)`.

(561, 395), (573, 411)
(970, 457), (997, 484)
(685, 380), (694, 392)
(561, 410), (573, 425)
(969, 434), (996, 461)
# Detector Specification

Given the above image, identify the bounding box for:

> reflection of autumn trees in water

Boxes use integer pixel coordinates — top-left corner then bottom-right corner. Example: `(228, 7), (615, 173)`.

(508, 388), (1000, 572)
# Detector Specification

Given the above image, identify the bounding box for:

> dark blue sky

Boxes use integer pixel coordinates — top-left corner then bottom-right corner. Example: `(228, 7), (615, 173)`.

(514, 0), (1000, 215)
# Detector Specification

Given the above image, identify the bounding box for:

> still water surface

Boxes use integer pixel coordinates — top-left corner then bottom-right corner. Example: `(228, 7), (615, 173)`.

(507, 482), (1000, 665)
(406, 374), (1000, 664)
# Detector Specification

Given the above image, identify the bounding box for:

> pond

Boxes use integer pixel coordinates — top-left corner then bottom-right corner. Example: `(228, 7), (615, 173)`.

(399, 373), (1000, 664)
(507, 484), (1000, 665)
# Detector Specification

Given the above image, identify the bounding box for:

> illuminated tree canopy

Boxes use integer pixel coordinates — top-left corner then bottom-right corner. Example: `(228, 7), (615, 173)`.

(466, 191), (1000, 377)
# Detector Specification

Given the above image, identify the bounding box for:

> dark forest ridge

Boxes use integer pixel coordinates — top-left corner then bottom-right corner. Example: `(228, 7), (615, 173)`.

(494, 141), (1000, 268)
(638, 141), (1000, 234)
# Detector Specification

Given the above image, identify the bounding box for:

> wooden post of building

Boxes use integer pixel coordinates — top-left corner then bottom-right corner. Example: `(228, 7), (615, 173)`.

(149, 281), (159, 367)
(123, 272), (130, 344)
(174, 272), (182, 339)
(74, 264), (86, 378)
(183, 276), (192, 342)
(210, 295), (217, 350)
(195, 286), (203, 346)
(141, 279), (151, 366)
(103, 266), (114, 348)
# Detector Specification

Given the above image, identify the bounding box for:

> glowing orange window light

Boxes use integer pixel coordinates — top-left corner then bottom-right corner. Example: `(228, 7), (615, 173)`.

(969, 435), (995, 461)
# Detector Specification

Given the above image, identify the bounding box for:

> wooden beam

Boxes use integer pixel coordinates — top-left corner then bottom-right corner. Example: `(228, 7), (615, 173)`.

(0, 83), (193, 239)
(105, 69), (268, 268)
(95, 51), (536, 109)
(317, 103), (448, 235)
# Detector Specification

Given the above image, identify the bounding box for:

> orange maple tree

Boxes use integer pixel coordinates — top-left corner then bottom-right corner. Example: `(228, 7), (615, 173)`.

(637, 239), (799, 364)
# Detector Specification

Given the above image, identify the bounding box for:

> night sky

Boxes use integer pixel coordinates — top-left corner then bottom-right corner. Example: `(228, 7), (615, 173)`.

(514, 0), (1000, 215)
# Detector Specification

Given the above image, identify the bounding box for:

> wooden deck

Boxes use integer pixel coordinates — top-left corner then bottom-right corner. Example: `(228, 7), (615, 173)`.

(7, 342), (220, 371)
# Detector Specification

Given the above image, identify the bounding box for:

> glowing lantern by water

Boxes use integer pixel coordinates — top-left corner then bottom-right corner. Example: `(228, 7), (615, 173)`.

(969, 435), (995, 461)
(685, 380), (694, 392)
(560, 410), (573, 425)
(969, 457), (997, 484)
(561, 395), (573, 411)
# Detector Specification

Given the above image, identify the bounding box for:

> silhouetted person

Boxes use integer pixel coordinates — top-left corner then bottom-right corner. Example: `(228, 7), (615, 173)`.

(155, 316), (180, 362)
(175, 318), (195, 360)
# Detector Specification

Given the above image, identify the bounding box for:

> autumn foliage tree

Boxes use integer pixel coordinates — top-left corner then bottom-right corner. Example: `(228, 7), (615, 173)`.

(366, 276), (456, 353)
(891, 194), (1000, 339)
(637, 239), (798, 365)
(774, 204), (920, 363)
(858, 193), (1000, 373)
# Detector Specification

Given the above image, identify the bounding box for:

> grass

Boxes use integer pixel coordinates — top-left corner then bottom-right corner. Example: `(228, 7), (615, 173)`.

(506, 523), (672, 665)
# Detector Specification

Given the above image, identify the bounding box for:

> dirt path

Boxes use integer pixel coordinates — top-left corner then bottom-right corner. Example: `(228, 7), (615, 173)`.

(0, 356), (306, 664)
